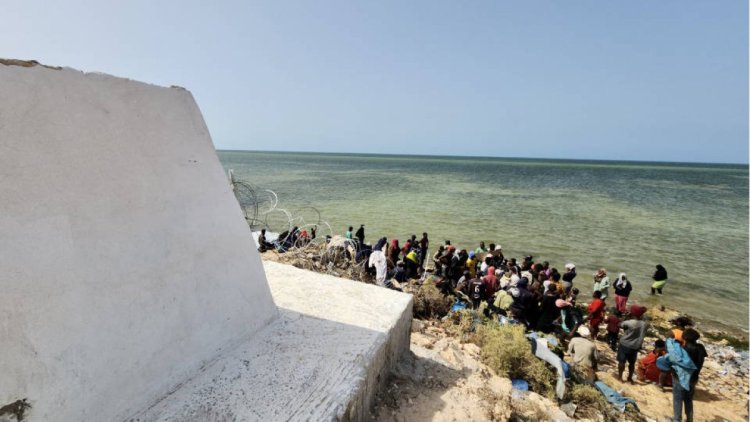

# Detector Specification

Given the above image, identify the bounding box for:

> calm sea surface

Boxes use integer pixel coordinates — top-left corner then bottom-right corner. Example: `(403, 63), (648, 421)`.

(218, 151), (749, 334)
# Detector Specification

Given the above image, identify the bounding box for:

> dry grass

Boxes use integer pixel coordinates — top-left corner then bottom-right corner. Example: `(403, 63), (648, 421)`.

(412, 283), (453, 319)
(475, 323), (557, 399)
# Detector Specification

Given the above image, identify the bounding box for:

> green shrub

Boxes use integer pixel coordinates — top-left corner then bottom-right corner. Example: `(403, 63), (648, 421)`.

(476, 323), (557, 399)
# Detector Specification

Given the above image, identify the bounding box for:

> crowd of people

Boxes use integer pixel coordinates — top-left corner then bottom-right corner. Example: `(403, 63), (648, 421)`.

(353, 230), (702, 422)
(258, 226), (703, 421)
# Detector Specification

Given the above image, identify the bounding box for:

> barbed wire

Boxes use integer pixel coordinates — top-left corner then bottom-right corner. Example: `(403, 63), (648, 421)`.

(229, 170), (373, 281)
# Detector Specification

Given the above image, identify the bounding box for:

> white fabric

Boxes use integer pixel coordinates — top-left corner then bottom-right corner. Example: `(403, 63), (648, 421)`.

(368, 250), (388, 283)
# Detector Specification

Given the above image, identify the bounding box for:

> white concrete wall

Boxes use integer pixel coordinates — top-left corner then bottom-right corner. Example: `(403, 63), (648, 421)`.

(0, 62), (277, 421)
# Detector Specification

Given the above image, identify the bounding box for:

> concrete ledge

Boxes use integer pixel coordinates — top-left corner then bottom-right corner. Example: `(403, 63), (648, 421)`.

(132, 261), (413, 421)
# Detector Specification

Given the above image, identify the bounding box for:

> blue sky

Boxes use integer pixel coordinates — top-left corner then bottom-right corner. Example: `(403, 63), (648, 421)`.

(3, 1), (748, 163)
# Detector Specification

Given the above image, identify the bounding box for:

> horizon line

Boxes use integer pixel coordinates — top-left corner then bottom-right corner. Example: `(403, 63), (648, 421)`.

(216, 148), (749, 167)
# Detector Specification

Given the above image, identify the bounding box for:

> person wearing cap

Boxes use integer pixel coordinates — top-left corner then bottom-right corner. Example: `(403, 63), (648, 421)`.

(617, 304), (649, 383)
(567, 326), (599, 383)
(466, 251), (477, 278)
(592, 268), (610, 300)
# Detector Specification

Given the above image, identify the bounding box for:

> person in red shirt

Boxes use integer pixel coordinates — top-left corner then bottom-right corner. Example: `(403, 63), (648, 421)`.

(636, 339), (672, 386)
(587, 291), (606, 339)
(604, 307), (622, 351)
(482, 266), (498, 301)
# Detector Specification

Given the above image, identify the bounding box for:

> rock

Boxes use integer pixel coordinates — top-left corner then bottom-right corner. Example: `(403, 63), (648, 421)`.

(560, 402), (577, 417)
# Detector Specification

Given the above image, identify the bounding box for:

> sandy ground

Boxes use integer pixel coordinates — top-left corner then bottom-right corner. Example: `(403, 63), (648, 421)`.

(372, 321), (749, 422)
(371, 321), (578, 422)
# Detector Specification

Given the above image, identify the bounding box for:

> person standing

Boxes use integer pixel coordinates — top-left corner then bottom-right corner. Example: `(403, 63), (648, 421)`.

(419, 232), (429, 269)
(355, 224), (365, 246)
(613, 273), (632, 313)
(562, 263), (577, 293)
(651, 264), (668, 295)
(617, 304), (649, 383)
(672, 328), (707, 422)
(593, 268), (610, 300)
(587, 291), (606, 339)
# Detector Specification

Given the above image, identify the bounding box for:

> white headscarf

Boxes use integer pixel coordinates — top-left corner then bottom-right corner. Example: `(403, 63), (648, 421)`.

(615, 273), (628, 289)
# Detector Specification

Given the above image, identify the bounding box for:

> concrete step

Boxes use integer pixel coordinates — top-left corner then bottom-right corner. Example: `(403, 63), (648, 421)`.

(131, 261), (412, 421)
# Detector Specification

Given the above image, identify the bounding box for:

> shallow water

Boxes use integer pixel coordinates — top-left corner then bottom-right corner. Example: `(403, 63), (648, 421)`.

(219, 151), (749, 335)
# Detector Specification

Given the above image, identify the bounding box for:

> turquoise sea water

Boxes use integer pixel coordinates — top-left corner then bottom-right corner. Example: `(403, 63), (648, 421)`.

(219, 151), (749, 334)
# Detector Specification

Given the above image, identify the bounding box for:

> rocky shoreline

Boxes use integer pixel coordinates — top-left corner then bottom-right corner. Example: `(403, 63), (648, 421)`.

(260, 250), (749, 421)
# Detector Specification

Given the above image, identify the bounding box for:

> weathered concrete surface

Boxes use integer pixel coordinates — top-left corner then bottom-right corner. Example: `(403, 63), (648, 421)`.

(0, 62), (277, 420)
(132, 261), (413, 421)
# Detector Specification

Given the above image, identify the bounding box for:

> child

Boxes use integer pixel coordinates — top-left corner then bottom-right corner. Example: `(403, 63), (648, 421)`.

(604, 307), (621, 351)
(587, 291), (606, 339)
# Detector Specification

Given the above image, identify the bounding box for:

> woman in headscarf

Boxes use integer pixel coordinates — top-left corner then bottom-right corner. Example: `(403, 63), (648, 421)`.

(592, 268), (610, 300)
(651, 264), (668, 295)
(613, 273), (632, 313)
(389, 239), (400, 265)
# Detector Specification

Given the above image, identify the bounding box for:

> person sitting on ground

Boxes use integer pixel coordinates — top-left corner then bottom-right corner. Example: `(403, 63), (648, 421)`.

(257, 229), (274, 252)
(651, 264), (668, 295)
(568, 326), (599, 383)
(492, 288), (514, 316)
(604, 307), (622, 352)
(393, 261), (407, 283)
(613, 272), (632, 314)
(617, 304), (649, 383)
(636, 339), (672, 386)
(587, 291), (606, 339)
(593, 268), (610, 300)
(499, 270), (513, 290)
